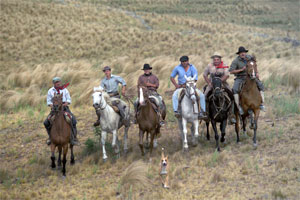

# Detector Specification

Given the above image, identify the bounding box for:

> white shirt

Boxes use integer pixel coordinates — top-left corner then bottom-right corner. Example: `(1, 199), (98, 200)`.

(47, 87), (71, 106)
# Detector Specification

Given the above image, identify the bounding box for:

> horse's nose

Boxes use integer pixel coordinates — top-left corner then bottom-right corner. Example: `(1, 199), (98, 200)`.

(93, 103), (99, 108)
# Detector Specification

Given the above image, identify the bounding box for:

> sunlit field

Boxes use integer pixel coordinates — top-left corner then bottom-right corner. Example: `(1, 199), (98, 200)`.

(0, 0), (299, 199)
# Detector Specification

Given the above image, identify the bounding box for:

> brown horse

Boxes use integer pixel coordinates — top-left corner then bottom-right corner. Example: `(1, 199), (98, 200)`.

(236, 56), (262, 148)
(50, 93), (75, 176)
(136, 87), (163, 158)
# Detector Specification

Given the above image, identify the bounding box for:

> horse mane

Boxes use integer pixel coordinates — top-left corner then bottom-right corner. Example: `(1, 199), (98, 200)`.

(102, 91), (111, 103)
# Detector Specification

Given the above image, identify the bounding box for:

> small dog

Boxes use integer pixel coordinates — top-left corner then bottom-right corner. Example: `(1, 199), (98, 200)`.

(159, 148), (169, 188)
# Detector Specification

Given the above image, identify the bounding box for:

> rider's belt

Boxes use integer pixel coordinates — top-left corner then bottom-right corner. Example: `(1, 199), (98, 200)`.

(108, 92), (119, 97)
(179, 84), (186, 88)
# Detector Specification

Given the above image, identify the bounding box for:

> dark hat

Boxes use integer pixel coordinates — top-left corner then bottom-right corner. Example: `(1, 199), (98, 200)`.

(180, 56), (189, 62)
(52, 77), (61, 83)
(236, 46), (248, 54)
(141, 64), (152, 70)
(102, 66), (111, 72)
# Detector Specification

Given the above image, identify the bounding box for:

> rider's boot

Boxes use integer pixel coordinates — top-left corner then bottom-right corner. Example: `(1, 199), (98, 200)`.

(71, 125), (80, 146)
(228, 103), (237, 125)
(259, 91), (266, 111)
(234, 94), (244, 115)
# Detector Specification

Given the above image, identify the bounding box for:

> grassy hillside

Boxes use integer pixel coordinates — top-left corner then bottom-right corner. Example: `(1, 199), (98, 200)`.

(0, 0), (300, 199)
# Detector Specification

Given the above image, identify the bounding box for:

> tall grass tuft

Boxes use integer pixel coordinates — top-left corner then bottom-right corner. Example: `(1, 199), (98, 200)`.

(117, 160), (152, 198)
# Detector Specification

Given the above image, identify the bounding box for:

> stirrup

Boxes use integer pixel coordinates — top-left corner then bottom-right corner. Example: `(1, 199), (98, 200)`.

(260, 105), (266, 112)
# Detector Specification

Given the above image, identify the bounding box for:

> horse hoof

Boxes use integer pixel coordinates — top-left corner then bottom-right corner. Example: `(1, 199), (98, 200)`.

(237, 141), (242, 145)
(103, 158), (107, 163)
(221, 137), (225, 143)
(183, 148), (189, 152)
(70, 160), (75, 165)
(62, 175), (66, 179)
(124, 149), (128, 154)
(217, 147), (221, 152)
(253, 143), (258, 149)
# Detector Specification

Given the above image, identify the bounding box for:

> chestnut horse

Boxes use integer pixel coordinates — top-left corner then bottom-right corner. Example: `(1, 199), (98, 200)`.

(137, 87), (163, 158)
(237, 56), (262, 148)
(50, 93), (74, 176)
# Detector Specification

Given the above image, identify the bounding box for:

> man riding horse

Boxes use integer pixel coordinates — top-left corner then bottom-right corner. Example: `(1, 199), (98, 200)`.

(44, 77), (79, 146)
(134, 64), (166, 126)
(93, 66), (127, 126)
(203, 52), (236, 124)
(170, 55), (207, 119)
(229, 46), (265, 115)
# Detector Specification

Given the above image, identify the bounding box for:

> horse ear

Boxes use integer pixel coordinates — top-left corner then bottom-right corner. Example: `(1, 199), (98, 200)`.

(192, 74), (197, 81)
(184, 75), (188, 80)
(252, 55), (256, 62)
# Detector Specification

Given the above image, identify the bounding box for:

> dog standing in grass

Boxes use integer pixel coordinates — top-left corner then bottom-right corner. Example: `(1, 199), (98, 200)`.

(159, 148), (169, 188)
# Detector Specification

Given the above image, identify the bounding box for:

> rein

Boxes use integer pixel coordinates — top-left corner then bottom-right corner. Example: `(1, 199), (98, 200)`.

(210, 87), (231, 119)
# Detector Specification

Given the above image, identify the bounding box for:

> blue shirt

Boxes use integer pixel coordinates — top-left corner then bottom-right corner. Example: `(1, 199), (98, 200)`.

(170, 64), (198, 85)
(100, 75), (126, 93)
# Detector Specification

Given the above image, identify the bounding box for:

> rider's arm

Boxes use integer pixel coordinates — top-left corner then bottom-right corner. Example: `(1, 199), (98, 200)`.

(47, 89), (53, 107)
(170, 67), (180, 88)
(170, 77), (180, 89)
(229, 60), (245, 74)
(203, 65), (211, 85)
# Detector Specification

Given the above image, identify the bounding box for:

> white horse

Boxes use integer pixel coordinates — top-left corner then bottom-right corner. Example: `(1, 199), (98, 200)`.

(92, 87), (130, 161)
(177, 75), (199, 151)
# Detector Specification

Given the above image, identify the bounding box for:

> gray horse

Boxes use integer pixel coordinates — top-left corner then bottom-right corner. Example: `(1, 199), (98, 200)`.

(92, 87), (130, 161)
(176, 75), (199, 151)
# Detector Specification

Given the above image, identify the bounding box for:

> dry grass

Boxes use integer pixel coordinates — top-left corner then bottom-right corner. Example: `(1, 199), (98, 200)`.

(0, 0), (300, 199)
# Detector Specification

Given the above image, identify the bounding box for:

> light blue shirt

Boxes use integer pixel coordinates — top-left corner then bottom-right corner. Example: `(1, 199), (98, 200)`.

(170, 64), (198, 85)
(100, 75), (126, 93)
(47, 87), (71, 106)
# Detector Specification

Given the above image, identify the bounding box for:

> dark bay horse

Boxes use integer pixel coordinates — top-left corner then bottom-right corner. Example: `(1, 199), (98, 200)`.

(206, 75), (237, 151)
(237, 56), (262, 148)
(50, 93), (74, 176)
(136, 87), (163, 158)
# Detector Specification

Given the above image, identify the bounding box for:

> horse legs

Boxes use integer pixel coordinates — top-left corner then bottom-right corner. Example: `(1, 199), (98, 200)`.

(211, 120), (220, 152)
(50, 144), (56, 169)
(220, 119), (227, 143)
(192, 120), (199, 147)
(62, 144), (68, 177)
(112, 129), (120, 157)
(139, 129), (145, 156)
(242, 115), (247, 135)
(182, 118), (188, 151)
(70, 144), (75, 165)
(145, 132), (150, 149)
(123, 126), (129, 154)
(57, 146), (62, 167)
(235, 113), (240, 143)
(206, 121), (210, 140)
(101, 130), (108, 161)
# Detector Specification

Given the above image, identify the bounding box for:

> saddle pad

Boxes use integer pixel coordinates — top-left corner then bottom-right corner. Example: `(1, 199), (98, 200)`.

(64, 112), (72, 124)
(176, 88), (184, 99)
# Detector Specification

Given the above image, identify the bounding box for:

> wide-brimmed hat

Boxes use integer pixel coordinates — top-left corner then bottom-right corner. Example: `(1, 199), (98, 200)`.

(102, 66), (111, 72)
(180, 56), (189, 62)
(52, 77), (61, 83)
(236, 46), (248, 54)
(141, 64), (152, 70)
(211, 52), (222, 59)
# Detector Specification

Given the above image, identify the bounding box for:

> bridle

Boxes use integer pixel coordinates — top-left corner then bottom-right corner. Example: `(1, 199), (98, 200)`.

(210, 76), (231, 119)
(94, 92), (107, 111)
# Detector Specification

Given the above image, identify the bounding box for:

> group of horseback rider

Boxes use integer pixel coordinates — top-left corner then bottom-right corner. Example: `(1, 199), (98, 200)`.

(43, 46), (265, 145)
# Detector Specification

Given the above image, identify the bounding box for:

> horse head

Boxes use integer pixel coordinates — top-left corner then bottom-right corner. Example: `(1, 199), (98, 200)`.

(184, 75), (197, 103)
(52, 93), (63, 112)
(92, 87), (108, 110)
(246, 56), (257, 80)
(139, 86), (149, 106)
(211, 74), (223, 98)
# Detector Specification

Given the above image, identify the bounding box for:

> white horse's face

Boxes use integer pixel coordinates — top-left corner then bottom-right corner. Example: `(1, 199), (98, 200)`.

(92, 91), (103, 108)
(184, 75), (197, 102)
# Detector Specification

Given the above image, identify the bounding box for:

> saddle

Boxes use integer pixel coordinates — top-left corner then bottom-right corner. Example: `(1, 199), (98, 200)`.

(48, 112), (72, 125)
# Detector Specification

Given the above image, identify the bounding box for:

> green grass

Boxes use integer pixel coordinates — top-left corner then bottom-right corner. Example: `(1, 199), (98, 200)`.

(272, 95), (300, 117)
